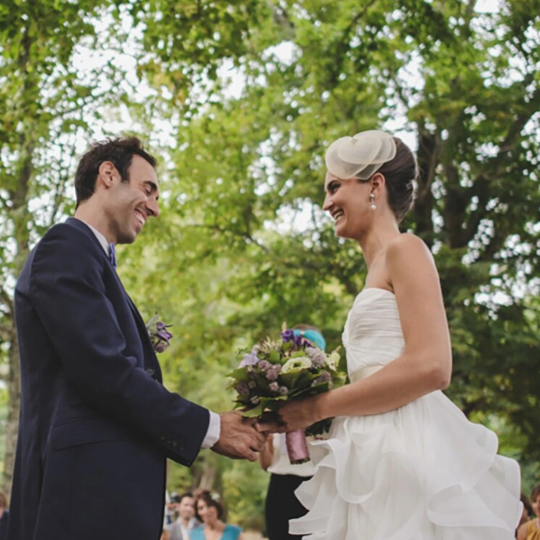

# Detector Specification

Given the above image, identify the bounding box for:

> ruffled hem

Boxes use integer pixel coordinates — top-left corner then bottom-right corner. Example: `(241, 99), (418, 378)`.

(290, 391), (522, 540)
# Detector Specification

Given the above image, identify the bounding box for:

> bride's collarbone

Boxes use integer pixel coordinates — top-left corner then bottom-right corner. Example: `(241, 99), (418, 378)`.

(364, 264), (392, 292)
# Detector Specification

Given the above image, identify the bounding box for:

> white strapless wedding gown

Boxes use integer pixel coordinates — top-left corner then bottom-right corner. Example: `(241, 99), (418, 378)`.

(290, 288), (521, 540)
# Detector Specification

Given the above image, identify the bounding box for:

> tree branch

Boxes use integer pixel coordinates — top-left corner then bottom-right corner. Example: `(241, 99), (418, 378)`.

(328, 0), (378, 87)
(0, 321), (12, 342)
(414, 126), (441, 246)
(184, 223), (270, 253)
(268, 1), (295, 38)
(462, 83), (540, 246)
(0, 285), (14, 321)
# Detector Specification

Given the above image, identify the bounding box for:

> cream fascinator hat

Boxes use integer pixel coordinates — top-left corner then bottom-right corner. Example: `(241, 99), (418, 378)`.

(325, 130), (397, 186)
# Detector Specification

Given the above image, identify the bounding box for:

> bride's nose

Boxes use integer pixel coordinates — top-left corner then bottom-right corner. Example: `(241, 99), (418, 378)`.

(323, 193), (334, 211)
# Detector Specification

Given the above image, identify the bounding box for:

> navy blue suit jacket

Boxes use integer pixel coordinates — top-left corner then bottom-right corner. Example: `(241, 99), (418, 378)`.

(8, 218), (210, 540)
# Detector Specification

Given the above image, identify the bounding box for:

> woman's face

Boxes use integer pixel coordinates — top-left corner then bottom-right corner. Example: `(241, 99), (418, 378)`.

(197, 500), (218, 524)
(323, 171), (372, 240)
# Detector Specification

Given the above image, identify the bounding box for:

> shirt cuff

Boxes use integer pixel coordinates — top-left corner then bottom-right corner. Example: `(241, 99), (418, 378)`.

(201, 411), (221, 449)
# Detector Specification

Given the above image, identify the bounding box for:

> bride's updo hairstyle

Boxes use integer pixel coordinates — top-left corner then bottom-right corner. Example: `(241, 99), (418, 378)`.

(325, 130), (418, 223)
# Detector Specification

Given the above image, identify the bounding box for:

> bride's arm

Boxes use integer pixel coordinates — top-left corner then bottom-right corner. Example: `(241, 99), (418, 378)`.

(278, 234), (452, 431)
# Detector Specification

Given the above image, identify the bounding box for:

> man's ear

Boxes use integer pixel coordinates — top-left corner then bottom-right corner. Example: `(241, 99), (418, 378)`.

(96, 161), (118, 190)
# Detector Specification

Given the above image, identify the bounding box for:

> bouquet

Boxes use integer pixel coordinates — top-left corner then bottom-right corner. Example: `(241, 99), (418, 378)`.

(229, 328), (344, 464)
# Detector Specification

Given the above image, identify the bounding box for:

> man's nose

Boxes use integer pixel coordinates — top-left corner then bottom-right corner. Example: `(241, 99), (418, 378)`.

(146, 197), (160, 218)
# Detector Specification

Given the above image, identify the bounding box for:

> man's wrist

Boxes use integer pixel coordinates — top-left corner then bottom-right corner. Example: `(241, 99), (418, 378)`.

(201, 410), (221, 449)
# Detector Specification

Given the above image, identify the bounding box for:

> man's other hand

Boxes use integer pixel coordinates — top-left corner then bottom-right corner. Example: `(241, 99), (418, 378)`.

(211, 412), (267, 462)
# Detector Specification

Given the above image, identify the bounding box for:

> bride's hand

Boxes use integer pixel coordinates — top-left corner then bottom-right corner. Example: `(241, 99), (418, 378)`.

(276, 394), (326, 432)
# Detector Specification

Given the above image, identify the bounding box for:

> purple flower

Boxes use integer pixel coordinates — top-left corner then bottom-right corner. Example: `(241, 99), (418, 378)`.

(156, 321), (173, 339)
(248, 380), (257, 389)
(318, 370), (331, 382)
(281, 329), (295, 343)
(236, 382), (250, 396)
(269, 382), (279, 392)
(154, 340), (169, 354)
(266, 369), (278, 381)
(250, 396), (260, 405)
(306, 347), (327, 368)
(146, 314), (173, 353)
(258, 360), (271, 371)
(279, 386), (288, 395)
(313, 370), (332, 387)
(283, 329), (305, 348)
(239, 352), (260, 368)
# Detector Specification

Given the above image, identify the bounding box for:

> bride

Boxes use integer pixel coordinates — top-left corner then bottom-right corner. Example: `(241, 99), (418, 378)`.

(276, 130), (522, 539)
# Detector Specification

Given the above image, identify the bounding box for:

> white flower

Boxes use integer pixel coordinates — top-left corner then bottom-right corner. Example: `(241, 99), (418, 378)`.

(326, 352), (340, 370)
(281, 357), (312, 373)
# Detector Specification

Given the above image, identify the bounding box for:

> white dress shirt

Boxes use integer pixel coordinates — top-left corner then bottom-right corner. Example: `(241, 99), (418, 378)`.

(76, 217), (221, 448)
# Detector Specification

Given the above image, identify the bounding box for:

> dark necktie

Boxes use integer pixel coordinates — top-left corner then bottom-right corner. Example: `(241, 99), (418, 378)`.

(109, 243), (117, 269)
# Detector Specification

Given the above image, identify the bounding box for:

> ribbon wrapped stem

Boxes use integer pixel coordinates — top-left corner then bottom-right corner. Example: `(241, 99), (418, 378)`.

(286, 429), (310, 464)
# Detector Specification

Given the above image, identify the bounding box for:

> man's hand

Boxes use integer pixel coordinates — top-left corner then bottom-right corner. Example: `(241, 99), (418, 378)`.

(211, 412), (267, 462)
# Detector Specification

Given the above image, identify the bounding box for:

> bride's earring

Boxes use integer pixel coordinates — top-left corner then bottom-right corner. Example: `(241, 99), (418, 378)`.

(370, 193), (376, 210)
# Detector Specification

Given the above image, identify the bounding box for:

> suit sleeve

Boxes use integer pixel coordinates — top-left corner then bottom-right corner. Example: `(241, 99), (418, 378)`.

(29, 224), (210, 466)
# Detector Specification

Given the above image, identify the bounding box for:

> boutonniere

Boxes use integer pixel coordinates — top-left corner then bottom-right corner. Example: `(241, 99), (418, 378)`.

(146, 313), (173, 353)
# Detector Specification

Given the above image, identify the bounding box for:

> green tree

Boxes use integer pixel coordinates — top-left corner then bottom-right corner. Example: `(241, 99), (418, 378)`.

(133, 0), (540, 466)
(0, 0), (132, 491)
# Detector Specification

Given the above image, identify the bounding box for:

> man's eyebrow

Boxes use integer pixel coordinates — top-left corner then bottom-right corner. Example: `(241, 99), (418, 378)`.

(145, 180), (159, 198)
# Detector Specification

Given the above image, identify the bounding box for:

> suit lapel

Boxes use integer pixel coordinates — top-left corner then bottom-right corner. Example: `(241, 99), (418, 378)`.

(65, 218), (163, 383)
(107, 265), (163, 382)
(124, 293), (163, 383)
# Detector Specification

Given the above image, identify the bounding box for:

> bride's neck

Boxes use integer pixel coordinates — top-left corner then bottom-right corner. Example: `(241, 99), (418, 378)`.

(358, 222), (401, 269)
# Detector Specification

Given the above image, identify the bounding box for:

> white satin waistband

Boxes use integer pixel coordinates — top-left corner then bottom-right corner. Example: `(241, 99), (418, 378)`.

(350, 365), (383, 383)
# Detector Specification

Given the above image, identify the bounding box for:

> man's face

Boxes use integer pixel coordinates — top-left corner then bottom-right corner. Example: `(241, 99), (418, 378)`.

(179, 496), (195, 520)
(106, 155), (160, 244)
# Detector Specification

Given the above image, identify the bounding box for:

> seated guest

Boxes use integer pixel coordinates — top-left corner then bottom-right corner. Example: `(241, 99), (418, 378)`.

(167, 492), (200, 540)
(190, 490), (243, 540)
(520, 493), (534, 528)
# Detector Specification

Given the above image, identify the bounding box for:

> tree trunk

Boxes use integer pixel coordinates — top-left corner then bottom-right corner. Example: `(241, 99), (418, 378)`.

(197, 465), (217, 491)
(2, 140), (33, 494)
(3, 328), (20, 494)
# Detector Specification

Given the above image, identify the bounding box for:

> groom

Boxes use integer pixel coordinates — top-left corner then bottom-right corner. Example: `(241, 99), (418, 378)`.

(7, 137), (265, 540)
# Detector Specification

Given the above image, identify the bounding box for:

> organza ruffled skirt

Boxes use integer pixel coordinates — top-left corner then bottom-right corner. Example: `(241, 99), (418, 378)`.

(290, 390), (521, 540)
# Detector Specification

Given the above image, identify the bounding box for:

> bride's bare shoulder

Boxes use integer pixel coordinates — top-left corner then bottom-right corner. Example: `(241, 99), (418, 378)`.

(386, 233), (432, 259)
(385, 234), (437, 283)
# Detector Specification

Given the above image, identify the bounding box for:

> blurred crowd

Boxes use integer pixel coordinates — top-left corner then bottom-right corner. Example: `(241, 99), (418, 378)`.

(157, 481), (540, 540)
(0, 478), (539, 539)
(161, 489), (243, 540)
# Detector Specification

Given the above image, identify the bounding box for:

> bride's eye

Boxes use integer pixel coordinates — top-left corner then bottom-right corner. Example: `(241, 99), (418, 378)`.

(328, 181), (340, 194)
